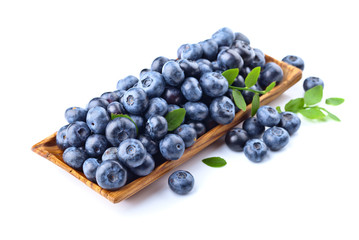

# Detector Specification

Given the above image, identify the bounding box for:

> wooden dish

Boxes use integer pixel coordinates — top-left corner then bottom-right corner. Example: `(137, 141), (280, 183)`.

(32, 55), (302, 203)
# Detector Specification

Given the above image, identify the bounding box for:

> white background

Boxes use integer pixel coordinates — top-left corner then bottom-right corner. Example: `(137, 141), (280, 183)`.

(1, 0), (358, 239)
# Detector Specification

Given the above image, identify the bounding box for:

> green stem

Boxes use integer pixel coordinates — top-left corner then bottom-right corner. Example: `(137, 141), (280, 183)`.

(229, 85), (265, 94)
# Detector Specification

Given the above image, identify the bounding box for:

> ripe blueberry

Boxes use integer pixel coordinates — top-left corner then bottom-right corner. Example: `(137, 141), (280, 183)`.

(225, 128), (249, 152)
(263, 126), (290, 151)
(244, 139), (268, 163)
(96, 159), (127, 190)
(168, 170), (194, 195)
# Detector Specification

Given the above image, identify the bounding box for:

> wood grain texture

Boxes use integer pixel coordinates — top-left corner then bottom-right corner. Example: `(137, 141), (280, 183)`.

(32, 55), (302, 203)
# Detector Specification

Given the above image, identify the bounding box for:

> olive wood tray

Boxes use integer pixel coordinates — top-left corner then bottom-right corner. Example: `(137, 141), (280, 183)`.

(32, 55), (302, 203)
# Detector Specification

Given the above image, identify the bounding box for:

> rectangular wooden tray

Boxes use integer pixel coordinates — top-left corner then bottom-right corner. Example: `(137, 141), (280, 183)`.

(32, 55), (302, 203)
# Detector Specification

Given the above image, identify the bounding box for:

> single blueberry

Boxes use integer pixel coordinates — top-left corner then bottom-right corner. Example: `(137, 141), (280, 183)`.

(199, 39), (218, 61)
(145, 115), (168, 141)
(138, 134), (158, 155)
(66, 121), (91, 147)
(242, 117), (265, 138)
(209, 96), (235, 125)
(128, 153), (155, 177)
(100, 91), (119, 103)
(116, 75), (139, 91)
(102, 147), (119, 162)
(128, 114), (145, 133)
(96, 159), (127, 190)
(86, 106), (110, 134)
(105, 117), (137, 147)
(178, 59), (201, 78)
(159, 134), (185, 160)
(239, 66), (251, 79)
(231, 40), (255, 64)
(151, 56), (169, 73)
(232, 75), (245, 88)
(168, 170), (194, 195)
(277, 112), (301, 135)
(140, 68), (150, 79)
(87, 97), (109, 110)
(211, 27), (235, 47)
(122, 87), (149, 115)
(225, 128), (250, 152)
(117, 138), (146, 168)
(174, 124), (197, 148)
(107, 101), (126, 115)
(244, 139), (268, 163)
(63, 146), (88, 170)
(248, 48), (266, 69)
(144, 97), (168, 119)
(303, 77), (324, 91)
(56, 124), (70, 150)
(234, 32), (250, 45)
(187, 121), (206, 138)
(65, 107), (87, 124)
(282, 55), (304, 70)
(162, 61), (185, 86)
(211, 61), (224, 72)
(161, 86), (184, 105)
(184, 102), (209, 122)
(199, 72), (228, 98)
(217, 48), (244, 70)
(85, 134), (109, 158)
(83, 158), (101, 182)
(263, 126), (290, 151)
(177, 44), (187, 59)
(181, 77), (202, 102)
(258, 62), (284, 90)
(139, 71), (165, 98)
(256, 105), (281, 127)
(242, 85), (262, 105)
(180, 43), (203, 60)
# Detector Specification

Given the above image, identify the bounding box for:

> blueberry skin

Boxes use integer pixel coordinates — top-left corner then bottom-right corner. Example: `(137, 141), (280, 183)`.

(178, 59), (201, 78)
(56, 124), (70, 150)
(209, 96), (235, 125)
(87, 97), (109, 110)
(96, 159), (127, 190)
(102, 147), (119, 162)
(211, 27), (235, 47)
(63, 146), (88, 170)
(139, 71), (166, 98)
(161, 86), (184, 105)
(138, 134), (158, 155)
(263, 126), (290, 151)
(282, 55), (304, 70)
(231, 40), (255, 64)
(177, 44), (187, 59)
(232, 75), (245, 88)
(180, 43), (203, 60)
(86, 106), (110, 134)
(100, 91), (119, 103)
(256, 105), (281, 127)
(184, 102), (209, 122)
(151, 56), (169, 73)
(83, 158), (101, 182)
(162, 61), (185, 86)
(66, 121), (91, 147)
(122, 87), (149, 115)
(181, 77), (202, 102)
(258, 62), (284, 90)
(187, 121), (206, 138)
(128, 153), (155, 177)
(85, 134), (108, 158)
(242, 117), (265, 138)
(65, 107), (87, 124)
(248, 48), (266, 69)
(168, 170), (194, 195)
(159, 134), (185, 160)
(140, 68), (150, 79)
(144, 97), (168, 119)
(105, 117), (137, 147)
(277, 112), (301, 135)
(217, 48), (244, 70)
(234, 32), (250, 45)
(199, 72), (228, 98)
(225, 128), (249, 152)
(303, 77), (324, 91)
(145, 115), (168, 141)
(107, 101), (126, 115)
(128, 114), (145, 133)
(116, 75), (139, 91)
(244, 139), (268, 163)
(117, 138), (146, 168)
(199, 39), (218, 61)
(174, 124), (197, 148)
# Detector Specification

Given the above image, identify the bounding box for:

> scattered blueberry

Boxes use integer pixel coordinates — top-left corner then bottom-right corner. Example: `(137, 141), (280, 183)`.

(262, 126), (290, 151)
(277, 112), (301, 135)
(168, 170), (194, 195)
(282, 55), (304, 70)
(244, 139), (268, 163)
(258, 62), (284, 90)
(256, 105), (281, 127)
(159, 134), (185, 160)
(96, 159), (127, 190)
(225, 128), (249, 152)
(303, 77), (324, 91)
(242, 117), (265, 138)
(209, 96), (235, 125)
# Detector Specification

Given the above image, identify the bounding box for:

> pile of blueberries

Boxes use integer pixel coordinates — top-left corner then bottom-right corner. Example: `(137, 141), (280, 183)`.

(55, 27), (291, 194)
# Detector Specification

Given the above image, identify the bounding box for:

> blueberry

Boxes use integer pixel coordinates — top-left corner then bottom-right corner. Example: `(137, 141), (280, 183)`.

(232, 75), (245, 88)
(128, 114), (145, 133)
(178, 59), (201, 78)
(242, 117), (265, 138)
(56, 124), (70, 150)
(234, 32), (250, 44)
(105, 117), (137, 147)
(139, 71), (165, 98)
(87, 97), (109, 110)
(244, 139), (268, 163)
(184, 102), (209, 122)
(282, 55), (304, 70)
(96, 159), (127, 190)
(209, 96), (235, 125)
(122, 88), (149, 115)
(217, 48), (244, 70)
(140, 68), (150, 79)
(277, 112), (301, 135)
(174, 124), (197, 148)
(86, 106), (110, 134)
(258, 62), (284, 90)
(242, 85), (262, 105)
(63, 146), (88, 170)
(225, 128), (249, 152)
(256, 105), (280, 127)
(159, 134), (185, 160)
(114, 89), (126, 100)
(303, 77), (324, 91)
(145, 115), (168, 141)
(199, 72), (228, 97)
(211, 27), (235, 47)
(66, 121), (91, 147)
(128, 153), (155, 177)
(211, 61), (223, 71)
(65, 107), (87, 124)
(187, 121), (206, 138)
(263, 126), (290, 151)
(107, 101), (126, 115)
(102, 147), (119, 162)
(231, 40), (255, 64)
(239, 66), (251, 78)
(167, 104), (180, 112)
(117, 138), (146, 168)
(151, 56), (169, 73)
(177, 44), (187, 59)
(162, 60), (185, 86)
(144, 97), (168, 119)
(181, 77), (202, 102)
(199, 39), (218, 61)
(248, 48), (266, 69)
(197, 62), (213, 76)
(85, 134), (108, 158)
(83, 158), (101, 182)
(100, 91), (119, 103)
(161, 86), (184, 105)
(168, 170), (194, 195)
(179, 43), (203, 60)
(116, 75), (139, 91)
(138, 134), (158, 155)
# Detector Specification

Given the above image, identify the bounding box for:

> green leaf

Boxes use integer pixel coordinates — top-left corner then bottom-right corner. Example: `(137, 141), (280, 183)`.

(304, 85), (323, 105)
(111, 113), (138, 134)
(232, 89), (247, 111)
(251, 93), (260, 117)
(285, 98), (305, 112)
(202, 157), (227, 168)
(244, 66), (261, 88)
(222, 68), (239, 86)
(165, 108), (186, 131)
(326, 111), (341, 121)
(325, 97), (345, 106)
(299, 108), (326, 119)
(264, 81), (276, 93)
(276, 106), (282, 113)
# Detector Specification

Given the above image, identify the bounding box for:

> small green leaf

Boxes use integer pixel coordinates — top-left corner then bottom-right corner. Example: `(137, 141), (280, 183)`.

(202, 157), (227, 168)
(327, 111), (341, 121)
(299, 108), (326, 119)
(251, 93), (260, 117)
(325, 97), (344, 106)
(165, 108), (186, 131)
(244, 66), (261, 88)
(264, 81), (276, 93)
(111, 113), (138, 134)
(276, 106), (282, 113)
(232, 89), (247, 111)
(222, 68), (239, 86)
(285, 98), (305, 112)
(304, 85), (323, 105)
